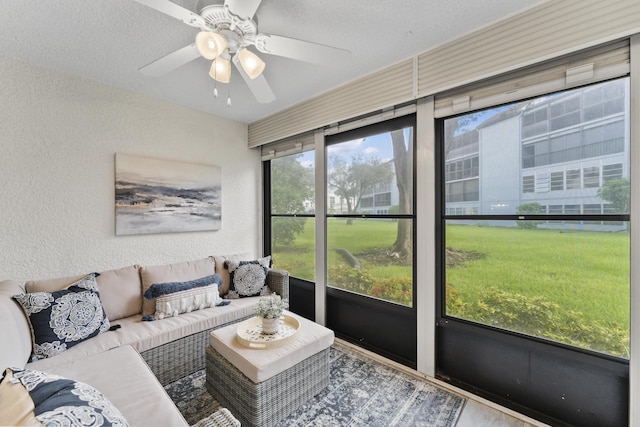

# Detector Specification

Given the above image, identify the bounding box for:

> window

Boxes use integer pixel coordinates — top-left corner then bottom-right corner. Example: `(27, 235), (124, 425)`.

(566, 169), (581, 189)
(326, 116), (414, 307)
(522, 108), (548, 138)
(442, 78), (630, 358)
(603, 163), (623, 182)
(268, 152), (315, 281)
(447, 179), (479, 202)
(550, 96), (581, 131)
(550, 171), (564, 191)
(564, 204), (580, 215)
(583, 166), (600, 188)
(521, 81), (626, 168)
(549, 132), (581, 164)
(374, 192), (392, 207)
(583, 204), (602, 214)
(583, 79), (625, 121)
(522, 175), (535, 193)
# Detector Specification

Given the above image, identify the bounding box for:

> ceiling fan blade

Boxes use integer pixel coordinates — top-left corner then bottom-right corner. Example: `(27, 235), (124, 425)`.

(224, 0), (262, 20)
(133, 0), (205, 27)
(232, 56), (275, 104)
(254, 34), (351, 65)
(139, 44), (201, 76)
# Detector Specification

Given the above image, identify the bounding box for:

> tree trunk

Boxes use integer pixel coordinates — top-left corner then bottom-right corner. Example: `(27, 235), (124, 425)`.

(390, 129), (412, 260)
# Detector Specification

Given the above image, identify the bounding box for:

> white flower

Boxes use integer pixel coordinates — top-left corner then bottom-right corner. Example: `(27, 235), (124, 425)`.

(255, 294), (288, 319)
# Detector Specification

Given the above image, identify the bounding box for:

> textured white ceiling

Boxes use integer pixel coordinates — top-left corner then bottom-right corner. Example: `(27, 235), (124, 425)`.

(0, 0), (543, 124)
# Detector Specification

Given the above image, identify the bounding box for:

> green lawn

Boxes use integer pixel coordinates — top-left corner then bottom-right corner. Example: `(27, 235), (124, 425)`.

(445, 224), (630, 329)
(271, 219), (630, 356)
(272, 218), (412, 282)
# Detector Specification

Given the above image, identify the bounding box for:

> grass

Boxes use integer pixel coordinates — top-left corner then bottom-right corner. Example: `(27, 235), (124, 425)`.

(271, 219), (630, 354)
(272, 218), (412, 282)
(446, 224), (630, 329)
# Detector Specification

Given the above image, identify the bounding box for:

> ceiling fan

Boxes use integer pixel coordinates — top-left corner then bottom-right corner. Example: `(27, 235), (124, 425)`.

(134, 0), (352, 104)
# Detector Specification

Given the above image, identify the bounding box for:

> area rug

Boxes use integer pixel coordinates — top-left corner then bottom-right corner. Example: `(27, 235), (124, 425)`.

(165, 343), (465, 426)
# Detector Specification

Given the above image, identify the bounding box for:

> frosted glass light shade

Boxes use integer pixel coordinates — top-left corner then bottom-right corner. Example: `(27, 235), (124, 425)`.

(195, 31), (227, 60)
(209, 57), (231, 83)
(238, 48), (265, 79)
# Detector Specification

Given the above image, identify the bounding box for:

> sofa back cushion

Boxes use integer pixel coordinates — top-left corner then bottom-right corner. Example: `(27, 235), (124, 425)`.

(140, 258), (216, 315)
(212, 253), (250, 296)
(0, 280), (33, 370)
(24, 265), (142, 321)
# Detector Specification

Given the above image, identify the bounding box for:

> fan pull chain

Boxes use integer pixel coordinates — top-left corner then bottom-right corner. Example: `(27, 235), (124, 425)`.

(227, 89), (231, 107)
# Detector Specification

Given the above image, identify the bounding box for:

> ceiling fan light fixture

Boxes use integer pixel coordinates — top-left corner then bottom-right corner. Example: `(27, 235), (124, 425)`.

(238, 48), (265, 79)
(209, 56), (231, 83)
(195, 31), (227, 60)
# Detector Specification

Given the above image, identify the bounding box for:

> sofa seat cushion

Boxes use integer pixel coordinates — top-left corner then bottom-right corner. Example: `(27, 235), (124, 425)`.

(27, 297), (259, 372)
(40, 345), (188, 427)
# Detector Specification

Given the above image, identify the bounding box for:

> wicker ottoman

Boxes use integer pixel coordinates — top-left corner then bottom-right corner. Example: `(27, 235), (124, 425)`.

(205, 311), (334, 427)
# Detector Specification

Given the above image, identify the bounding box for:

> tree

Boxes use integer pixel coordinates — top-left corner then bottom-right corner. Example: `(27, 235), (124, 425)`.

(598, 178), (630, 214)
(271, 155), (313, 246)
(390, 128), (412, 260)
(328, 154), (392, 224)
(515, 202), (544, 229)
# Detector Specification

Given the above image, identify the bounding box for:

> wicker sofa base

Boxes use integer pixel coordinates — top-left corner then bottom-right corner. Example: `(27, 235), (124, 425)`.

(206, 345), (330, 427)
(141, 316), (251, 385)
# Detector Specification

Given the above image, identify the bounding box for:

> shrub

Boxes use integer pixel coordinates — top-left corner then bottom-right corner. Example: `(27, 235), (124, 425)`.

(515, 202), (544, 229)
(328, 264), (412, 306)
(447, 285), (629, 358)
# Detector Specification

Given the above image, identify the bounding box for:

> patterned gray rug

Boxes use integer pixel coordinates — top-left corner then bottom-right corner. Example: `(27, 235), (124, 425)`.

(165, 343), (465, 426)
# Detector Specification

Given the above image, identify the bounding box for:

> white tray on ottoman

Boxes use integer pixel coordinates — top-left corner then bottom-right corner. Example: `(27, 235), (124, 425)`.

(205, 311), (334, 427)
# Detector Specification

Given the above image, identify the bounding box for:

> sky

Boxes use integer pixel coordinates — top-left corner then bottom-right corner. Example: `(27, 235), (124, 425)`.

(298, 127), (412, 168)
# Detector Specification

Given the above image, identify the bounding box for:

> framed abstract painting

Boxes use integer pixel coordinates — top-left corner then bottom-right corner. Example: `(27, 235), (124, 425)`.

(115, 153), (221, 235)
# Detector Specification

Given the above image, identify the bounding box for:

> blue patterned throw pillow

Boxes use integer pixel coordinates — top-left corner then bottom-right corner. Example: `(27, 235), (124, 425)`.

(13, 273), (110, 361)
(1, 367), (129, 426)
(224, 257), (271, 299)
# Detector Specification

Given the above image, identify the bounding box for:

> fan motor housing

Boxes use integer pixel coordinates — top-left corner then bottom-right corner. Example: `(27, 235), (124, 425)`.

(200, 4), (257, 45)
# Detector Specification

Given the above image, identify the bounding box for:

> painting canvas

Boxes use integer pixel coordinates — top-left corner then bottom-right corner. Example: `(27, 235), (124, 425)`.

(115, 153), (221, 235)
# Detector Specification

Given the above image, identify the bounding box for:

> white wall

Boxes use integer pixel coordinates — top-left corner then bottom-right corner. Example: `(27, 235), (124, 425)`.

(0, 56), (261, 282)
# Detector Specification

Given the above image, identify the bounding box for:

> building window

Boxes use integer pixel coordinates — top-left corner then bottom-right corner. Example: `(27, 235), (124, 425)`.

(550, 171), (564, 191)
(549, 132), (581, 164)
(564, 204), (580, 215)
(583, 166), (600, 188)
(361, 196), (373, 208)
(583, 79), (625, 121)
(521, 80), (626, 169)
(603, 163), (623, 182)
(374, 192), (391, 207)
(522, 108), (548, 138)
(583, 204), (602, 214)
(566, 169), (581, 189)
(550, 96), (581, 131)
(522, 175), (535, 193)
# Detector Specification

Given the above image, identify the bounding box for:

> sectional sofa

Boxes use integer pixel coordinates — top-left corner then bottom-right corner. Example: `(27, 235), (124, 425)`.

(0, 255), (289, 426)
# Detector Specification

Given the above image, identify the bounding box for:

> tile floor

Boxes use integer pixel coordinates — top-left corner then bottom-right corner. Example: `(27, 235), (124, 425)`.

(456, 400), (542, 427)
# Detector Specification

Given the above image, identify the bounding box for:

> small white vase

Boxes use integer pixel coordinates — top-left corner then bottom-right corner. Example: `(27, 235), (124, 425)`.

(261, 317), (280, 335)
